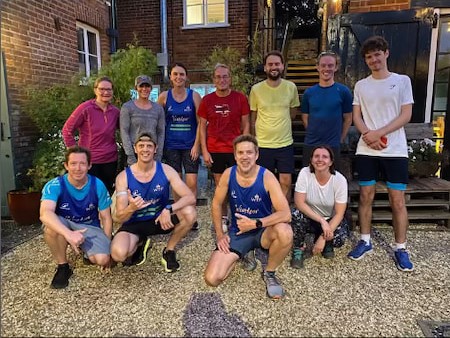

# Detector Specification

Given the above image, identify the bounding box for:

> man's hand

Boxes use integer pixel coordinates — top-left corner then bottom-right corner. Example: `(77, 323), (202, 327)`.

(202, 151), (214, 167)
(127, 189), (151, 211)
(66, 228), (87, 255)
(155, 208), (175, 231)
(362, 130), (387, 150)
(216, 233), (231, 253)
(235, 213), (257, 235)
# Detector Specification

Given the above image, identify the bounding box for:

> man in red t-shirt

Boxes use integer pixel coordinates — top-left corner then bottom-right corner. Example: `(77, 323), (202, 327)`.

(198, 63), (250, 226)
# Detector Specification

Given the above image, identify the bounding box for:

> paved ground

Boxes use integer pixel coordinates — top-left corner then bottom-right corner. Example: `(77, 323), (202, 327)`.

(1, 201), (450, 337)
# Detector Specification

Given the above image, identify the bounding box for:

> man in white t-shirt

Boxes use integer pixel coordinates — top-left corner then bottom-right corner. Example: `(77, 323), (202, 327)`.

(348, 36), (414, 272)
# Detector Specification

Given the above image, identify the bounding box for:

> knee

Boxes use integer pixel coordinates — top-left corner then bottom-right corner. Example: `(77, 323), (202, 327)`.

(90, 254), (110, 267)
(390, 197), (406, 212)
(180, 205), (197, 227)
(359, 190), (374, 205)
(110, 244), (128, 262)
(275, 223), (294, 245)
(204, 270), (221, 287)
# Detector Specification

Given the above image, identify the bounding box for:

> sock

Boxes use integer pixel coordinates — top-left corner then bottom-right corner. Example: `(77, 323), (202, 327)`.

(395, 242), (406, 251)
(265, 270), (275, 276)
(361, 234), (371, 245)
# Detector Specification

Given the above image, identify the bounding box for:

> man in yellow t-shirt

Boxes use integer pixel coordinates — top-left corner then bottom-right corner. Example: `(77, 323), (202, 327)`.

(250, 50), (300, 200)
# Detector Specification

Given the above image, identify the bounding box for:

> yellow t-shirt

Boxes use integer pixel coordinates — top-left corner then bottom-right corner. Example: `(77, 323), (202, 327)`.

(249, 79), (300, 148)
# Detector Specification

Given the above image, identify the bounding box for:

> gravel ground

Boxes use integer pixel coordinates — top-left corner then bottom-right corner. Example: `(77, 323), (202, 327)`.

(1, 199), (450, 337)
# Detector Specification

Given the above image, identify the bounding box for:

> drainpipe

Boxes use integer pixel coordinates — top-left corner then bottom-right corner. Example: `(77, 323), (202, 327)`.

(106, 0), (118, 54)
(248, 0), (253, 59)
(160, 0), (169, 82)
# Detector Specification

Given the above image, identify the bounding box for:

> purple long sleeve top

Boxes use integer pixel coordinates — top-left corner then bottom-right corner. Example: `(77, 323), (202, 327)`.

(62, 99), (120, 164)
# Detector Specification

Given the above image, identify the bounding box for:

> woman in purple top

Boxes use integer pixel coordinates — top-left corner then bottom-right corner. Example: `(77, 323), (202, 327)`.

(62, 76), (120, 193)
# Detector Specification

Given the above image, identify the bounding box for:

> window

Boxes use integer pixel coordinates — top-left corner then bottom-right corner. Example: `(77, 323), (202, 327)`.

(77, 22), (101, 77)
(184, 0), (228, 29)
(190, 84), (216, 97)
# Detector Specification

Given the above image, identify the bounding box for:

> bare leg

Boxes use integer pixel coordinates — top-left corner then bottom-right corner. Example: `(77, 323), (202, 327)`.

(110, 232), (140, 262)
(213, 173), (228, 217)
(261, 223), (293, 271)
(166, 205), (196, 250)
(358, 185), (376, 235)
(43, 226), (69, 264)
(389, 189), (408, 243)
(185, 173), (198, 200)
(204, 250), (239, 286)
(279, 173), (292, 203)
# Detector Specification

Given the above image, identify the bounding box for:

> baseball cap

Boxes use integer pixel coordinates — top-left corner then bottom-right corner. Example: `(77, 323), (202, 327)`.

(134, 132), (156, 145)
(135, 75), (152, 87)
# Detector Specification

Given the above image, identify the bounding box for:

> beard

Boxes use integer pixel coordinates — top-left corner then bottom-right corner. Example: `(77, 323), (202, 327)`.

(266, 70), (282, 80)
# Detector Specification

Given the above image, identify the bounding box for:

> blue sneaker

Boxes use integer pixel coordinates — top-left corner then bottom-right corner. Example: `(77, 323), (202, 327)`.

(394, 249), (414, 272)
(348, 240), (373, 260)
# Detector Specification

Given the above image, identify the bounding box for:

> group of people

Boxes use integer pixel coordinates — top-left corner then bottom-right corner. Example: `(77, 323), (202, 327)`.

(41, 35), (415, 300)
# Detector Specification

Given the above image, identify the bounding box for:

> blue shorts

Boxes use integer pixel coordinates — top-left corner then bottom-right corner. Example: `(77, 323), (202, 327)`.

(116, 214), (178, 239)
(163, 148), (199, 174)
(59, 217), (111, 257)
(225, 228), (266, 259)
(355, 155), (408, 190)
(257, 145), (294, 174)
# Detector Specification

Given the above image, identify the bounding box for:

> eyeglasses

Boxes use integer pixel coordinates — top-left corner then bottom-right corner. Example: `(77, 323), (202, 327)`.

(96, 87), (113, 92)
(214, 75), (230, 80)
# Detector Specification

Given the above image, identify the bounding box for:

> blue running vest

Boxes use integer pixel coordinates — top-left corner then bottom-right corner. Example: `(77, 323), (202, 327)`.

(228, 165), (272, 233)
(165, 89), (197, 149)
(56, 175), (100, 227)
(124, 162), (170, 224)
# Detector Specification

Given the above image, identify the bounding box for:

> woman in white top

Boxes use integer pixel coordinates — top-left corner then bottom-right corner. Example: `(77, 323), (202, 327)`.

(290, 145), (349, 269)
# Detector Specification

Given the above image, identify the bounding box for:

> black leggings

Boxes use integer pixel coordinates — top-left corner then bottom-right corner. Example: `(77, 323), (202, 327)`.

(88, 161), (118, 194)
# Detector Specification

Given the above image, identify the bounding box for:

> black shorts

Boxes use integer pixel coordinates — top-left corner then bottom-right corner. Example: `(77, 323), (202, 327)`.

(355, 155), (408, 190)
(163, 149), (199, 174)
(117, 214), (180, 238)
(210, 153), (236, 174)
(257, 145), (294, 174)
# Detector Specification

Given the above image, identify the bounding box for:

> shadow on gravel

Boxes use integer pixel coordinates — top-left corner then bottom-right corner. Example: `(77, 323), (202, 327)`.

(183, 292), (251, 337)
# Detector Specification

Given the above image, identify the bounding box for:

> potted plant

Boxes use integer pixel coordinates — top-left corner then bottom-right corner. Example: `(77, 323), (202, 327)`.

(408, 138), (443, 178)
(7, 136), (66, 225)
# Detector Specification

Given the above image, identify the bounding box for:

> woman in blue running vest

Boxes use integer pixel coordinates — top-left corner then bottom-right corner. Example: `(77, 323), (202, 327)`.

(157, 63), (202, 224)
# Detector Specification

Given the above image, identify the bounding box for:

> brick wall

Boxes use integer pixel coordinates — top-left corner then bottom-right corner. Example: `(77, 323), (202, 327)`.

(348, 0), (411, 13)
(117, 0), (256, 83)
(1, 0), (111, 180)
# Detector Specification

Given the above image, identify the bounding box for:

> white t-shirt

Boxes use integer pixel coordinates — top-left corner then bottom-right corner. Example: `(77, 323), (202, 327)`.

(294, 167), (348, 218)
(353, 73), (414, 158)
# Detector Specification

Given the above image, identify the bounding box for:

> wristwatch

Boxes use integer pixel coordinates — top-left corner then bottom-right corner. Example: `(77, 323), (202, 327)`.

(165, 204), (173, 214)
(255, 219), (263, 228)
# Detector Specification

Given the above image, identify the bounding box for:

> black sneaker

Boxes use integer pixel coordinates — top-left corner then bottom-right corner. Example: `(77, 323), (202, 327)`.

(124, 238), (152, 266)
(191, 221), (199, 231)
(51, 263), (73, 289)
(161, 248), (180, 272)
(322, 241), (335, 259)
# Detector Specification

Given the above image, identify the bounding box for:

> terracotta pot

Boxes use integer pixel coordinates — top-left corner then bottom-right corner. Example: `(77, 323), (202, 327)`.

(7, 190), (41, 225)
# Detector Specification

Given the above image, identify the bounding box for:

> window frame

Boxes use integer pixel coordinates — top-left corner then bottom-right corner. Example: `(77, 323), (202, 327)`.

(183, 0), (229, 30)
(76, 22), (101, 77)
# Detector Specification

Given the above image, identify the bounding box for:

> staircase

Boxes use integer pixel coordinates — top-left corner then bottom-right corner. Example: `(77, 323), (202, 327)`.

(286, 59), (319, 172)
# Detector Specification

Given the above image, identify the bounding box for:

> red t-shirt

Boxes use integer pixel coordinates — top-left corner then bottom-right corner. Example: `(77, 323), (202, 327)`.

(197, 90), (250, 153)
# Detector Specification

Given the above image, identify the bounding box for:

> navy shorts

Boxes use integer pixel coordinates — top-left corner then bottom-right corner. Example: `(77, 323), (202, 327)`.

(116, 214), (179, 238)
(210, 153), (236, 174)
(257, 144), (294, 174)
(355, 155), (408, 190)
(223, 228), (266, 259)
(163, 148), (199, 174)
(58, 217), (111, 257)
